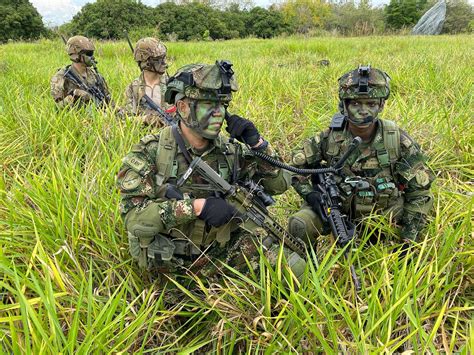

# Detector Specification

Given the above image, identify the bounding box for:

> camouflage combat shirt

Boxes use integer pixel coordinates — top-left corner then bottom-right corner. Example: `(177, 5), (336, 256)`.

(123, 72), (173, 128)
(117, 124), (291, 271)
(291, 118), (435, 241)
(50, 65), (111, 108)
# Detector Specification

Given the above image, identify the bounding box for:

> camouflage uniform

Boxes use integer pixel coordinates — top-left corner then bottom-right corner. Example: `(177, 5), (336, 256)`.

(123, 72), (173, 127)
(51, 66), (111, 108)
(289, 66), (435, 243)
(117, 62), (305, 282)
(122, 38), (172, 128)
(50, 35), (111, 108)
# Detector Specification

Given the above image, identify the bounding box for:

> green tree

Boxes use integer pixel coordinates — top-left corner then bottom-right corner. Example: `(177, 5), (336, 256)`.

(0, 0), (47, 42)
(68, 0), (155, 39)
(385, 0), (428, 29)
(154, 2), (232, 40)
(442, 0), (474, 33)
(246, 6), (289, 38)
(326, 0), (385, 35)
(280, 0), (331, 34)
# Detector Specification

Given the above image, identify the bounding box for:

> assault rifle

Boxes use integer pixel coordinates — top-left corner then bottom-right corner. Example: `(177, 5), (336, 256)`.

(63, 67), (110, 106)
(253, 137), (363, 290)
(313, 137), (362, 290)
(177, 156), (308, 259)
(141, 94), (177, 126)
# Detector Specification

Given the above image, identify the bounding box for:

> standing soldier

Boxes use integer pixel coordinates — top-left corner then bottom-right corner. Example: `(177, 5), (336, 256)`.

(50, 35), (112, 108)
(117, 62), (306, 284)
(289, 65), (435, 248)
(123, 37), (174, 128)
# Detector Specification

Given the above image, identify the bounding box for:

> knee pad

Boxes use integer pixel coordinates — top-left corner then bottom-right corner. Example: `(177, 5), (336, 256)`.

(288, 208), (324, 246)
(286, 251), (306, 282)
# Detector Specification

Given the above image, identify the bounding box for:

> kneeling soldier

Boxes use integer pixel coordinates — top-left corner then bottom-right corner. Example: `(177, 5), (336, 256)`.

(289, 65), (435, 247)
(51, 35), (112, 108)
(117, 62), (306, 284)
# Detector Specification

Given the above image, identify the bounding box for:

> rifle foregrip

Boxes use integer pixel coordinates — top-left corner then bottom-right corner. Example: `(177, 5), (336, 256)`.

(329, 208), (352, 246)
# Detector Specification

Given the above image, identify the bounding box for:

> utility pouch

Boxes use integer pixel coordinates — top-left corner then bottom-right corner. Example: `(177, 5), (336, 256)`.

(147, 235), (176, 263)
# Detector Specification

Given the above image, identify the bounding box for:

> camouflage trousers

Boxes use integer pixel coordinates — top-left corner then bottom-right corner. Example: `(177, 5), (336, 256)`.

(288, 201), (404, 247)
(140, 231), (306, 285)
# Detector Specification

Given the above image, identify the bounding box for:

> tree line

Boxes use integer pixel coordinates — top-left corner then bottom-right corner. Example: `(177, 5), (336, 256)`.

(1, 0), (473, 43)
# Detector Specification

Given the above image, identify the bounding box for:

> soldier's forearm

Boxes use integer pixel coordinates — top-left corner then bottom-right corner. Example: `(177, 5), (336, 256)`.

(124, 199), (196, 236)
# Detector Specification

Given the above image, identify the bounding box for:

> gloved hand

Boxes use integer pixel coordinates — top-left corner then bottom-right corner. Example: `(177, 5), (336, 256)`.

(73, 89), (92, 102)
(197, 196), (237, 227)
(225, 113), (261, 147)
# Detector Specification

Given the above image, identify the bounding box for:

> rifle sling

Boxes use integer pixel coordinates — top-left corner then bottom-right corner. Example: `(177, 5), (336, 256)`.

(172, 125), (193, 164)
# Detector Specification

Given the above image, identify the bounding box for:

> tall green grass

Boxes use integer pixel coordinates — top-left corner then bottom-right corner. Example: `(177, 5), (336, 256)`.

(0, 35), (472, 352)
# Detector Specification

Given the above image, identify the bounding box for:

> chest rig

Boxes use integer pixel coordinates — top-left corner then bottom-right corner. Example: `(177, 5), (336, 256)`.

(153, 125), (238, 248)
(325, 118), (402, 213)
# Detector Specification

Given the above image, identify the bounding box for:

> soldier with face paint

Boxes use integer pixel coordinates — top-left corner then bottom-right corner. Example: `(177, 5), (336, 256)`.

(289, 65), (435, 247)
(117, 62), (306, 284)
(50, 35), (112, 108)
(122, 37), (174, 128)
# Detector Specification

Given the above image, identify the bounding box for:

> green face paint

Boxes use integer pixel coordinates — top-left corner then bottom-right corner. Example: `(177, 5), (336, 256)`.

(195, 100), (225, 139)
(346, 98), (381, 126)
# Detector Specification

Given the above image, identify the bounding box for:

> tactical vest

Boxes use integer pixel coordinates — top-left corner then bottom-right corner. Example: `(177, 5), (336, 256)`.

(150, 126), (239, 248)
(325, 119), (403, 215)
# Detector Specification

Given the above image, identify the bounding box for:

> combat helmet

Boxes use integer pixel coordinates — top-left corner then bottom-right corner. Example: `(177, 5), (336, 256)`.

(134, 37), (167, 72)
(66, 35), (95, 62)
(165, 61), (238, 139)
(338, 65), (390, 100)
(165, 61), (238, 104)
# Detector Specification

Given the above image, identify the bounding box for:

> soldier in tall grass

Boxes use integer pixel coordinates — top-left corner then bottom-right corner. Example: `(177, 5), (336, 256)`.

(50, 35), (112, 108)
(122, 37), (174, 128)
(289, 65), (435, 248)
(117, 62), (306, 284)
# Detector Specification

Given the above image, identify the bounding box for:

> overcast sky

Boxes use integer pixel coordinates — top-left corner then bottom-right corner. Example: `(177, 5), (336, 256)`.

(32, 0), (394, 26)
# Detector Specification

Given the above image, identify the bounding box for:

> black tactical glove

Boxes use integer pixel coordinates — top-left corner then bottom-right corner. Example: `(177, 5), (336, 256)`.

(225, 113), (261, 147)
(164, 184), (184, 200)
(198, 196), (237, 227)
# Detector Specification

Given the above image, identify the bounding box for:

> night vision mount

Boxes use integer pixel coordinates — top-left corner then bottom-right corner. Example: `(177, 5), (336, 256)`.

(216, 60), (234, 95)
(357, 64), (371, 94)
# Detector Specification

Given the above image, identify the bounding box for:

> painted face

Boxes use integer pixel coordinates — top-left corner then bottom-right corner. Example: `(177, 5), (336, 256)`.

(346, 98), (382, 126)
(195, 100), (225, 139)
(80, 51), (95, 67)
(148, 56), (167, 74)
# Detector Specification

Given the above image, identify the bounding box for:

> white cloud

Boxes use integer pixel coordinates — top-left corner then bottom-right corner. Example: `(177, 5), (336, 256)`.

(31, 0), (83, 26)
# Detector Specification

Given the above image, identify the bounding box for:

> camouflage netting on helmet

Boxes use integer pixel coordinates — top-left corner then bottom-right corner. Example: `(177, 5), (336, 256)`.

(166, 63), (238, 103)
(338, 67), (390, 100)
(66, 36), (94, 56)
(134, 37), (167, 62)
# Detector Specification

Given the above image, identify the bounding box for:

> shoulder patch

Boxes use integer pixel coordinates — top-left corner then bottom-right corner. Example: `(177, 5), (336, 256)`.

(292, 152), (307, 166)
(121, 170), (142, 190)
(415, 170), (430, 187)
(141, 134), (159, 145)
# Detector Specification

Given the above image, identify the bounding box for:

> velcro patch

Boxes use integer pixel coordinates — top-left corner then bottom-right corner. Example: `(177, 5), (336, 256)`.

(292, 152), (307, 166)
(415, 170), (430, 187)
(122, 154), (147, 173)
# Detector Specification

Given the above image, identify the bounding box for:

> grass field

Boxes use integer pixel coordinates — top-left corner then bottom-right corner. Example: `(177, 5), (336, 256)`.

(0, 35), (473, 353)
